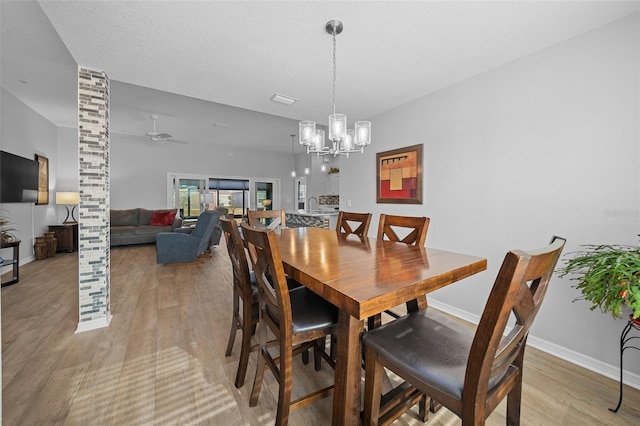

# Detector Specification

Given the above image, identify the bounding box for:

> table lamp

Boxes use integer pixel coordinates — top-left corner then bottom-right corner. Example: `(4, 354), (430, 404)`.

(55, 191), (80, 223)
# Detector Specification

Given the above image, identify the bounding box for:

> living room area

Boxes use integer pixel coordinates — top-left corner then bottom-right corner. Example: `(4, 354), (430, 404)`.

(2, 1), (640, 425)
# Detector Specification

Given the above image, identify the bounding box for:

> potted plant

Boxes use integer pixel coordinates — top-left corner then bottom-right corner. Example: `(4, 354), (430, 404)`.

(560, 244), (640, 325)
(0, 210), (17, 244)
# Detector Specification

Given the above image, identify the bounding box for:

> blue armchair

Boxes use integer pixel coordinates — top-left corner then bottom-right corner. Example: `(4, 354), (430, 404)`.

(156, 210), (221, 264)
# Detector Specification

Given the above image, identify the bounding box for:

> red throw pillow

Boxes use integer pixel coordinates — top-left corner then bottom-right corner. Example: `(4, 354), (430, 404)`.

(150, 211), (176, 226)
(163, 211), (177, 225)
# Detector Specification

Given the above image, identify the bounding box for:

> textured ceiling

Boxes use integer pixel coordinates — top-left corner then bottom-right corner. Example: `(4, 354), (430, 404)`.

(2, 1), (639, 153)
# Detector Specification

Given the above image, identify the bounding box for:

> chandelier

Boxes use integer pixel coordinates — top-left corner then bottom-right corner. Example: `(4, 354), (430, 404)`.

(299, 20), (371, 157)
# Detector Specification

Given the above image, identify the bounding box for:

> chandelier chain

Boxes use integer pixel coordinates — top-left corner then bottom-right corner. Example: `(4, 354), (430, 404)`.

(332, 30), (337, 116)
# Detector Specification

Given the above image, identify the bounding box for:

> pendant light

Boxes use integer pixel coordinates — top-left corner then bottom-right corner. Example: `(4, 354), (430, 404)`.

(299, 20), (371, 157)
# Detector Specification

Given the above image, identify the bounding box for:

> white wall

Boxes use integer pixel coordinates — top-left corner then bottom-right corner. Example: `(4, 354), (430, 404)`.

(0, 89), (59, 264)
(341, 14), (640, 379)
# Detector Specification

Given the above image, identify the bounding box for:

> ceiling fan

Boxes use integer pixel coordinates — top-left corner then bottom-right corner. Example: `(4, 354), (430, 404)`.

(121, 115), (188, 144)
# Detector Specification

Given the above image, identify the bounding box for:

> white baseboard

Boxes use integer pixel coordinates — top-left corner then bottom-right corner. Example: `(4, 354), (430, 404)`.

(428, 299), (640, 390)
(19, 255), (35, 267)
(75, 313), (112, 333)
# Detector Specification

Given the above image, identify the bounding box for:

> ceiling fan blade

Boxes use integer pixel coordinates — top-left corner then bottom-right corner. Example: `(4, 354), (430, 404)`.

(151, 137), (188, 144)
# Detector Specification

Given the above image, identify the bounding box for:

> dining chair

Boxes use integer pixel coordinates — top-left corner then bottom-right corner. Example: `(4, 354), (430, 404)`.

(220, 216), (259, 388)
(377, 213), (429, 246)
(371, 214), (431, 328)
(247, 209), (286, 230)
(361, 236), (566, 426)
(336, 211), (373, 237)
(241, 223), (338, 425)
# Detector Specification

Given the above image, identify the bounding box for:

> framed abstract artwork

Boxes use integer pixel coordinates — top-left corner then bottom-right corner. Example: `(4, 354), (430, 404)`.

(35, 154), (49, 205)
(376, 144), (423, 204)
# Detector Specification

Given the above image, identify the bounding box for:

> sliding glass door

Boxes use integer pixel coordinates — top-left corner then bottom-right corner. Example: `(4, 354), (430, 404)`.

(208, 178), (250, 219)
(171, 177), (206, 219)
(167, 174), (280, 220)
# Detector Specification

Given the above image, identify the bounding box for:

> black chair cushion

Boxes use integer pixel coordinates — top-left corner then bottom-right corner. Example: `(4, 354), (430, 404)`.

(289, 287), (338, 334)
(362, 309), (477, 401)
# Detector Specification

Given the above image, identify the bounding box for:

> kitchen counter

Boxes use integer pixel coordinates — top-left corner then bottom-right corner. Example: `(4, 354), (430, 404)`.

(286, 211), (338, 229)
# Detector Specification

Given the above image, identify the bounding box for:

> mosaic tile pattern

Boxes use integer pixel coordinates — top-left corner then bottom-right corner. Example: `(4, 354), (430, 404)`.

(78, 67), (110, 327)
(285, 214), (329, 229)
(319, 195), (339, 205)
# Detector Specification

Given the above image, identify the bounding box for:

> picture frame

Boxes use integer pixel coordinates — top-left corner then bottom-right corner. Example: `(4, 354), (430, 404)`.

(376, 144), (423, 204)
(35, 154), (49, 205)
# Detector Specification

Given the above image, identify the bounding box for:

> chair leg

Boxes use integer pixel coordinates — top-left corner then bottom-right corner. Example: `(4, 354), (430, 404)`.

(276, 341), (293, 426)
(249, 321), (268, 407)
(314, 337), (326, 371)
(330, 333), (337, 361)
(368, 313), (382, 330)
(225, 287), (240, 357)
(234, 296), (254, 388)
(418, 394), (428, 422)
(363, 345), (384, 426)
(506, 371), (523, 425)
(302, 348), (310, 364)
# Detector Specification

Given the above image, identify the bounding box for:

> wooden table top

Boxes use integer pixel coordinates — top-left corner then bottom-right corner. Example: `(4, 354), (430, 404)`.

(274, 227), (487, 320)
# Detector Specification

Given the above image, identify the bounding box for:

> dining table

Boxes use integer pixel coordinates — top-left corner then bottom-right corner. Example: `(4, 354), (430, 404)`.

(273, 226), (487, 425)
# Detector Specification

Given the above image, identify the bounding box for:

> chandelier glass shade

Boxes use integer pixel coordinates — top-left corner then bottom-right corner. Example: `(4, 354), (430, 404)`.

(299, 20), (371, 157)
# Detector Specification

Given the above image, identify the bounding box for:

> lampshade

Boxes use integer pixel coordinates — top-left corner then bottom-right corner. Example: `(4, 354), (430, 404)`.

(55, 191), (79, 224)
(55, 191), (79, 205)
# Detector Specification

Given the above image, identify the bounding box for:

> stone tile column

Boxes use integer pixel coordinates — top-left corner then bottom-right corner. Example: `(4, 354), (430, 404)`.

(76, 67), (111, 332)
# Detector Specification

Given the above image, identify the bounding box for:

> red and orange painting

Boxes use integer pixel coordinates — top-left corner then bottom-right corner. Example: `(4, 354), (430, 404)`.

(376, 144), (422, 204)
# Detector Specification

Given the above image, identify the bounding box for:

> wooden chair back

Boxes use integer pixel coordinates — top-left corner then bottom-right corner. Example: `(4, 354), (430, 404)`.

(241, 223), (291, 333)
(336, 211), (372, 237)
(220, 217), (252, 298)
(247, 209), (286, 230)
(377, 214), (429, 246)
(463, 236), (566, 422)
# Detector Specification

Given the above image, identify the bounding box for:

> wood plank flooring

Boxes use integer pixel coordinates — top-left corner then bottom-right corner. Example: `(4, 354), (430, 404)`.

(2, 243), (639, 425)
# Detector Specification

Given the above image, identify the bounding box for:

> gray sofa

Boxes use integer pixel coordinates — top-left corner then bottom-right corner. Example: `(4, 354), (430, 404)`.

(110, 208), (182, 246)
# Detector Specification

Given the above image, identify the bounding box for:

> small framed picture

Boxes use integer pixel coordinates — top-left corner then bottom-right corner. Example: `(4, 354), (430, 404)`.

(35, 154), (49, 205)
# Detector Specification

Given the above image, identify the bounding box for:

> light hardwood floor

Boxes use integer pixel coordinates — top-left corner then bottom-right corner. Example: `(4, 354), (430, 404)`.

(2, 243), (639, 425)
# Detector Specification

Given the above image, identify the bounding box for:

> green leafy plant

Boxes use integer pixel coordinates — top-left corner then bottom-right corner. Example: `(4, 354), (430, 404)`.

(560, 244), (640, 320)
(0, 210), (17, 243)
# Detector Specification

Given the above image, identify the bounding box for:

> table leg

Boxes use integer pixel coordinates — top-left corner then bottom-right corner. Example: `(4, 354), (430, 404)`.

(332, 309), (363, 426)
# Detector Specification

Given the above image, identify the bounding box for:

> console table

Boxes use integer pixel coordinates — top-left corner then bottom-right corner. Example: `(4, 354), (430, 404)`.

(48, 223), (78, 253)
(1, 239), (20, 287)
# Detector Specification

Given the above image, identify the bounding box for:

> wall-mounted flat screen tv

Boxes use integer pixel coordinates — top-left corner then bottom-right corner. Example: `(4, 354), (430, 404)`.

(0, 150), (39, 203)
